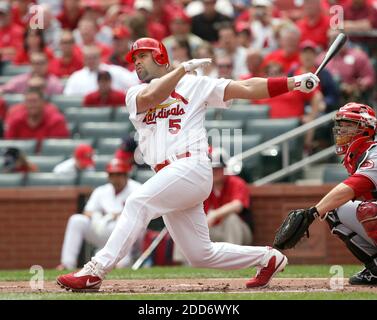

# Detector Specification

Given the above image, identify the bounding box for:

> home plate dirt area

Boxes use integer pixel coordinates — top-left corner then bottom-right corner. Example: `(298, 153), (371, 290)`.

(1, 278), (377, 294)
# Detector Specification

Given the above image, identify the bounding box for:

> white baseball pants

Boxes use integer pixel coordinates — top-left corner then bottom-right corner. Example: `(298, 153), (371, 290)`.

(93, 156), (274, 274)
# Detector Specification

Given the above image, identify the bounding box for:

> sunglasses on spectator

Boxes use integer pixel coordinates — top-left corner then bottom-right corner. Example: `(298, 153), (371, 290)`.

(217, 64), (233, 68)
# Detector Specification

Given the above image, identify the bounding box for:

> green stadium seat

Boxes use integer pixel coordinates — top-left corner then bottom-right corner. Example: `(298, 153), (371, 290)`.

(205, 120), (244, 133)
(245, 118), (300, 141)
(113, 107), (130, 123)
(96, 138), (122, 155)
(0, 139), (37, 155)
(25, 172), (77, 186)
(205, 109), (217, 120)
(3, 94), (24, 106)
(133, 169), (155, 184)
(50, 95), (83, 112)
(220, 105), (270, 121)
(94, 155), (114, 171)
(27, 155), (66, 172)
(79, 171), (108, 187)
(2, 64), (31, 76)
(64, 107), (113, 124)
(322, 164), (349, 183)
(79, 122), (133, 139)
(40, 138), (94, 157)
(0, 173), (25, 187)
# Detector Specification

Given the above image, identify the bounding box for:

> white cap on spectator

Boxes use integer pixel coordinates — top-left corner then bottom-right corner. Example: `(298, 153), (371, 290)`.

(252, 0), (272, 7)
(134, 0), (153, 12)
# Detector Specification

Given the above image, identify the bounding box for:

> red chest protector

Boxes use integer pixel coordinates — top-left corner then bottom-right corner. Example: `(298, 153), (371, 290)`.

(343, 137), (377, 175)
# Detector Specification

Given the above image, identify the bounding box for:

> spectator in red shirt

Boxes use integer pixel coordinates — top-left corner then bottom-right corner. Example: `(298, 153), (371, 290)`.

(108, 26), (133, 71)
(83, 70), (126, 107)
(13, 27), (55, 65)
(11, 0), (33, 30)
(1, 52), (64, 95)
(0, 1), (24, 62)
(49, 30), (84, 78)
(296, 0), (330, 50)
(133, 0), (168, 41)
(57, 0), (84, 30)
(4, 88), (70, 144)
(262, 24), (301, 74)
(74, 18), (112, 62)
(318, 32), (376, 104)
(344, 0), (377, 32)
(204, 147), (253, 245)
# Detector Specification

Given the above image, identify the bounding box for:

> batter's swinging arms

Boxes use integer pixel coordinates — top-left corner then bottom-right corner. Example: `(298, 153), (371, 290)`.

(57, 38), (320, 291)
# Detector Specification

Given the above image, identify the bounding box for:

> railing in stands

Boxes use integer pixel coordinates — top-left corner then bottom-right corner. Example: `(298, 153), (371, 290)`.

(228, 110), (338, 185)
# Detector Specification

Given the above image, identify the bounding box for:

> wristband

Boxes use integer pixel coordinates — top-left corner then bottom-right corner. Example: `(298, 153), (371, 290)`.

(267, 77), (289, 97)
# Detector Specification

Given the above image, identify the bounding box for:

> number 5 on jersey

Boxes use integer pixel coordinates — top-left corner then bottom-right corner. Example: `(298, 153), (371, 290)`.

(169, 119), (181, 134)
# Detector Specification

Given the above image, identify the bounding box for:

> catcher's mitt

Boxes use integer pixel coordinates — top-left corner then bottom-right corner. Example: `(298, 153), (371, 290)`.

(273, 207), (319, 250)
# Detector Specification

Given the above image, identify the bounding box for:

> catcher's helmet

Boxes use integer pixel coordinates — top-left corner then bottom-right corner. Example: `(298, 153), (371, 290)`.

(125, 37), (169, 66)
(333, 102), (377, 155)
(106, 158), (131, 174)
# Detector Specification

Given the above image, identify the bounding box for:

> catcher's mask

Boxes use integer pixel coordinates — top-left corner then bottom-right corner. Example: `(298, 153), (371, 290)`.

(333, 102), (376, 155)
(125, 37), (169, 66)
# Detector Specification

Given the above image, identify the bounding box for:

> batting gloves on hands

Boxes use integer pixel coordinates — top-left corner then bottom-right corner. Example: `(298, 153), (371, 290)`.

(293, 72), (320, 93)
(181, 58), (212, 72)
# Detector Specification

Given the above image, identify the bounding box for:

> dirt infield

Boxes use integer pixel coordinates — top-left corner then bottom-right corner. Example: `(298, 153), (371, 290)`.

(1, 278), (377, 294)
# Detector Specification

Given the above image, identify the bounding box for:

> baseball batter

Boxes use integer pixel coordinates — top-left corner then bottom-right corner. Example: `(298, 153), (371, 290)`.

(57, 37), (320, 291)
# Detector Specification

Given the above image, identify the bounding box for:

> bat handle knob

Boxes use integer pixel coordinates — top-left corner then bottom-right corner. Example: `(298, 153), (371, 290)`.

(305, 79), (314, 90)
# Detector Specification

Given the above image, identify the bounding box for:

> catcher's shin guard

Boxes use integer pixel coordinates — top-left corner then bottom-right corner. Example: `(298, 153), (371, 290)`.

(326, 210), (377, 274)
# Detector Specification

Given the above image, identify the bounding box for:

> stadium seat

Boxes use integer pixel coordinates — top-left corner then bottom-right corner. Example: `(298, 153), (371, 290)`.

(133, 169), (155, 184)
(2, 64), (31, 76)
(27, 155), (66, 172)
(64, 107), (113, 123)
(40, 138), (94, 157)
(3, 94), (24, 106)
(0, 139), (37, 155)
(0, 173), (25, 187)
(205, 109), (217, 120)
(78, 122), (133, 139)
(245, 118), (300, 141)
(25, 172), (77, 186)
(96, 138), (122, 155)
(94, 154), (114, 171)
(79, 171), (108, 187)
(50, 95), (83, 112)
(220, 105), (270, 121)
(205, 120), (244, 133)
(113, 107), (130, 123)
(322, 164), (349, 183)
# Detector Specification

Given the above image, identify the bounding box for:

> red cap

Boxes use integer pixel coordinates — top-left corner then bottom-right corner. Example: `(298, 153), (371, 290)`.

(299, 40), (318, 51)
(106, 158), (131, 174)
(171, 11), (191, 24)
(113, 26), (131, 40)
(74, 144), (95, 169)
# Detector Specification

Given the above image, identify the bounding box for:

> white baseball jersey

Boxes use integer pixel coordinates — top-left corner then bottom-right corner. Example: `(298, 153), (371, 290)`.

(126, 75), (232, 166)
(85, 179), (141, 216)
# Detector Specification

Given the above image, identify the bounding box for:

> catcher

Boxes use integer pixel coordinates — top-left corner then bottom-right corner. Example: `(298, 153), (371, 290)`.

(274, 102), (377, 285)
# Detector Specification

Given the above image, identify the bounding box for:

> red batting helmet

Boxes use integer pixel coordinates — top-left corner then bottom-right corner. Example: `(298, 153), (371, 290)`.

(106, 158), (131, 174)
(333, 102), (377, 155)
(125, 37), (169, 65)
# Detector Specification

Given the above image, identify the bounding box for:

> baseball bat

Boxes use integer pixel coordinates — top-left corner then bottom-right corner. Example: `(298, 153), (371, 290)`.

(131, 227), (168, 270)
(305, 33), (348, 89)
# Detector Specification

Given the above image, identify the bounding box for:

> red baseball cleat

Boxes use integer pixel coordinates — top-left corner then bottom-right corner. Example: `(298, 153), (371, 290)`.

(246, 248), (288, 288)
(56, 260), (105, 292)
